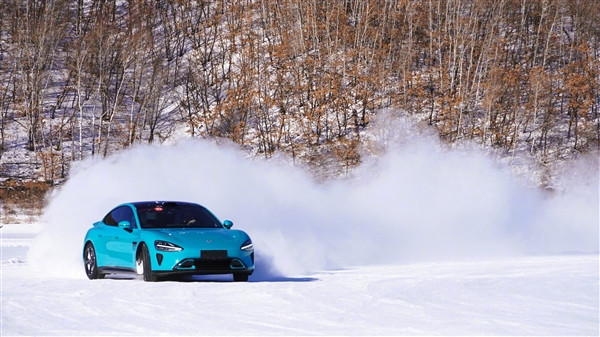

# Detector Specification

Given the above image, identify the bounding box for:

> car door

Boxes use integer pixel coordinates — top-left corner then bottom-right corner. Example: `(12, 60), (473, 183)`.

(92, 219), (116, 267)
(103, 206), (138, 269)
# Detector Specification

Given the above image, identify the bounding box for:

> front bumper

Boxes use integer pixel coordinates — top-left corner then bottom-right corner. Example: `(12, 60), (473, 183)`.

(152, 249), (254, 275)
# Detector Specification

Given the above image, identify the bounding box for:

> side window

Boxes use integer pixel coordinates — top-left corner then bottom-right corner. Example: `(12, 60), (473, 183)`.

(103, 206), (135, 227)
(103, 210), (118, 227)
(116, 206), (136, 227)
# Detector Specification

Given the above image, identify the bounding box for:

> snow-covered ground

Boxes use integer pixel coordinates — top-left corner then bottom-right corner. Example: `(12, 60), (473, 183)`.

(1, 223), (598, 336)
(2, 136), (598, 335)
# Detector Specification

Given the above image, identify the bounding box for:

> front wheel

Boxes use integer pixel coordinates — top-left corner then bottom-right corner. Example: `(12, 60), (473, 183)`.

(233, 273), (249, 282)
(137, 244), (158, 282)
(83, 242), (101, 280)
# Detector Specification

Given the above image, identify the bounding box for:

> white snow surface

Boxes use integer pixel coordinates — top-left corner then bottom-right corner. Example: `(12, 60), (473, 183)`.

(1, 225), (598, 335)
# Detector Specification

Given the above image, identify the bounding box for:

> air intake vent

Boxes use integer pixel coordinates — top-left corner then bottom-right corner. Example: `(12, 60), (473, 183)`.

(230, 260), (244, 268)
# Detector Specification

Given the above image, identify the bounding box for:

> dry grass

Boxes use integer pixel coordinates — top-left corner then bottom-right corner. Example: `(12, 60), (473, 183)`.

(0, 180), (53, 224)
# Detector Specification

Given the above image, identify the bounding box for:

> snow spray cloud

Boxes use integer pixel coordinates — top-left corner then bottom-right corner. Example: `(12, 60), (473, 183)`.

(29, 117), (598, 279)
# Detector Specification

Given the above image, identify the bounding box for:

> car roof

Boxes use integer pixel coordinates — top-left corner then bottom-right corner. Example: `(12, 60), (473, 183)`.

(129, 201), (201, 208)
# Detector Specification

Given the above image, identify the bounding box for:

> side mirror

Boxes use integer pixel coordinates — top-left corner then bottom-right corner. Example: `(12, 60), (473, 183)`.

(223, 220), (233, 229)
(118, 220), (133, 230)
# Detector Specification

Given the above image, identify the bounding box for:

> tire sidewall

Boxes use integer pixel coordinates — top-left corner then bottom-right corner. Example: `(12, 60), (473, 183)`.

(233, 273), (249, 282)
(141, 244), (158, 282)
(84, 242), (99, 280)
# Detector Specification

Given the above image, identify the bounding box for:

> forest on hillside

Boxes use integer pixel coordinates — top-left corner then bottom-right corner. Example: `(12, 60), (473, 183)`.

(0, 0), (598, 190)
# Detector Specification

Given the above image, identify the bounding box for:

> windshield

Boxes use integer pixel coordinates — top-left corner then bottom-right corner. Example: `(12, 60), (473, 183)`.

(135, 203), (223, 229)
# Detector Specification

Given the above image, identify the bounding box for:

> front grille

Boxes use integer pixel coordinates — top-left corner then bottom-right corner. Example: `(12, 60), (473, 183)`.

(201, 250), (227, 260)
(195, 259), (232, 270)
(174, 250), (247, 272)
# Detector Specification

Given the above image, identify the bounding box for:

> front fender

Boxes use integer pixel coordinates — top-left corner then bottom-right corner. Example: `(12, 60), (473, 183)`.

(83, 227), (109, 267)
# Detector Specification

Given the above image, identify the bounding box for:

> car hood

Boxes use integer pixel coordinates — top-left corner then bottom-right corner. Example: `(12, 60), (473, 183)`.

(147, 228), (246, 248)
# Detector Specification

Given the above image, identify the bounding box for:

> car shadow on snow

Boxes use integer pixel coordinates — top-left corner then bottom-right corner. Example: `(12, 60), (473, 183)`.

(162, 266), (318, 283)
(166, 253), (319, 282)
(250, 276), (319, 282)
(103, 254), (319, 282)
(164, 274), (318, 283)
(159, 262), (319, 282)
(101, 273), (318, 283)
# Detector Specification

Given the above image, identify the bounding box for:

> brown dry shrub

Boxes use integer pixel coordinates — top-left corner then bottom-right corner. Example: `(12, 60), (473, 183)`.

(0, 180), (53, 224)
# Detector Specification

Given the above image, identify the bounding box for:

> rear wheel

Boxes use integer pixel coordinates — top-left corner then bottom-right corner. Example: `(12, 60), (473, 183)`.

(233, 273), (249, 282)
(83, 243), (100, 280)
(137, 244), (158, 282)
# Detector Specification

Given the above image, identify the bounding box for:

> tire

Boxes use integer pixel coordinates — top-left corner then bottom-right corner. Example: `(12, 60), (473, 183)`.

(83, 242), (100, 280)
(233, 273), (249, 282)
(137, 244), (158, 282)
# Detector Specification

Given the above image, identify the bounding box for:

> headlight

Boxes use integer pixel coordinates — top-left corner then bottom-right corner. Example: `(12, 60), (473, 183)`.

(240, 239), (253, 251)
(154, 240), (183, 252)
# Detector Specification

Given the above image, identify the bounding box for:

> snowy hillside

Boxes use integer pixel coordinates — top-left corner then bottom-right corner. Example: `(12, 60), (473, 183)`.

(1, 0), (598, 189)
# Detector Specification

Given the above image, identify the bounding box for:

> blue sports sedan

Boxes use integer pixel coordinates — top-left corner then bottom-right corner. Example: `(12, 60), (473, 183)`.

(82, 201), (254, 282)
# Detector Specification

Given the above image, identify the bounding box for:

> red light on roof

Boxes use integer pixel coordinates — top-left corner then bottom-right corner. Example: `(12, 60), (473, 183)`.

(154, 206), (164, 212)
